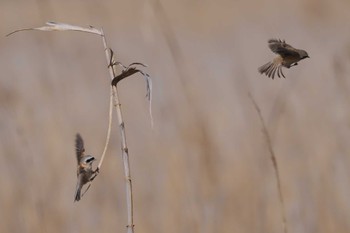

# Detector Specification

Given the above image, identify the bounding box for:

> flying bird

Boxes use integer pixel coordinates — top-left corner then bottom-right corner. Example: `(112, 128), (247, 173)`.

(74, 133), (98, 202)
(258, 39), (309, 79)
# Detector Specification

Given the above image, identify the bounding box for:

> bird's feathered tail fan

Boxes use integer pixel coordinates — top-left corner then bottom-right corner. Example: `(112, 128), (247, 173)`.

(258, 61), (285, 79)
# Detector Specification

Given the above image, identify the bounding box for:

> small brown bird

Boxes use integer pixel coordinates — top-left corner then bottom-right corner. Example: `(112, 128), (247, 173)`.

(258, 39), (309, 79)
(74, 133), (98, 202)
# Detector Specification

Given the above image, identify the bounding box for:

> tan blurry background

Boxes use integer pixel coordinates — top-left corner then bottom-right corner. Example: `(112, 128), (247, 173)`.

(1, 0), (350, 232)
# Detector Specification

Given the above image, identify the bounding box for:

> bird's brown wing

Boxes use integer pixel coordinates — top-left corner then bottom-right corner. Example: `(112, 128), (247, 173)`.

(75, 133), (85, 164)
(268, 39), (299, 57)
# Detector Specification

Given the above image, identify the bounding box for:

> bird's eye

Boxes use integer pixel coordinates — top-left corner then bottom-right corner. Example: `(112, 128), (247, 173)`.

(86, 157), (95, 163)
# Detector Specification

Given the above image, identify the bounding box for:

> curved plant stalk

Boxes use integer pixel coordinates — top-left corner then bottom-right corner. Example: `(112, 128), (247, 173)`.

(101, 30), (134, 233)
(249, 93), (288, 233)
(97, 86), (114, 171)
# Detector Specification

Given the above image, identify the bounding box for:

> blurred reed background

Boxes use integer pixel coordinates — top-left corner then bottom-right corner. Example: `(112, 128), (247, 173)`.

(1, 0), (350, 232)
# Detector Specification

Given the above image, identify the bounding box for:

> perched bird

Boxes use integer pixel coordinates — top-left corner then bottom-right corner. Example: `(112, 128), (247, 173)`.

(258, 39), (309, 79)
(74, 133), (98, 202)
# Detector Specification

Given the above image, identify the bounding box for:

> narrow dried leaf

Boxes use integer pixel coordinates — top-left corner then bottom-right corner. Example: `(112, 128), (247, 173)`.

(6, 21), (102, 37)
(110, 61), (153, 126)
(111, 64), (149, 87)
(128, 62), (148, 68)
(111, 68), (142, 86)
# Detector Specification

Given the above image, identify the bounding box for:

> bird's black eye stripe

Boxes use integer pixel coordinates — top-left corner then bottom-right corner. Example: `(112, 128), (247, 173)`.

(86, 157), (95, 163)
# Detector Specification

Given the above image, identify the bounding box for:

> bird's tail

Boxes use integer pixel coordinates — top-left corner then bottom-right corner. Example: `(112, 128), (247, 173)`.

(258, 61), (285, 79)
(74, 183), (81, 202)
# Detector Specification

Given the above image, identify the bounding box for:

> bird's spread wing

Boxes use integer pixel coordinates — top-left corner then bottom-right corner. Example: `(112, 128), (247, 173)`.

(268, 39), (299, 57)
(75, 133), (85, 164)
